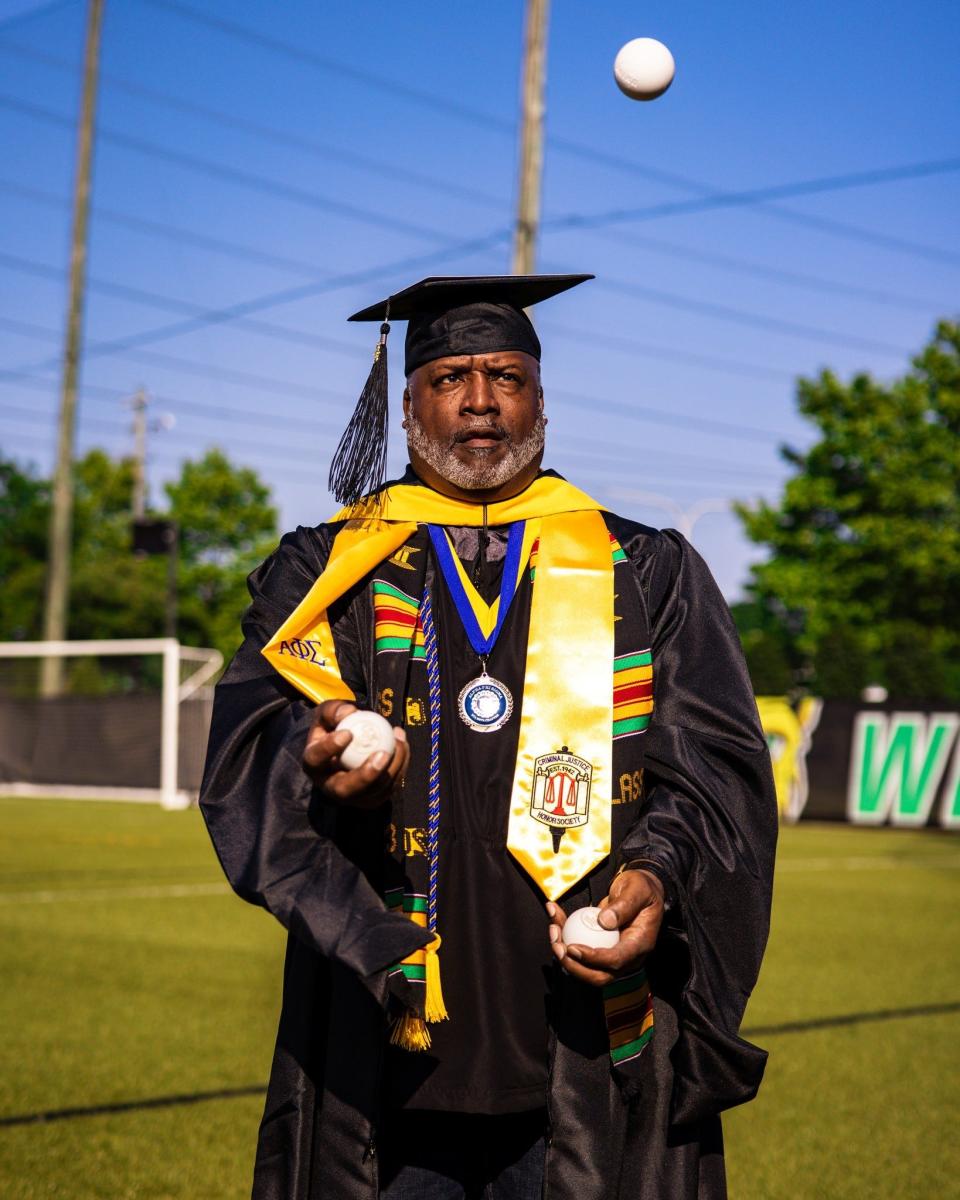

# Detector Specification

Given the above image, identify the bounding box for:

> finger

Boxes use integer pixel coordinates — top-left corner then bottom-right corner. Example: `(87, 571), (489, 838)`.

(383, 733), (410, 785)
(596, 895), (644, 931)
(545, 901), (567, 929)
(315, 699), (356, 731)
(304, 727), (353, 772)
(323, 747), (401, 804)
(567, 940), (647, 974)
(559, 949), (615, 988)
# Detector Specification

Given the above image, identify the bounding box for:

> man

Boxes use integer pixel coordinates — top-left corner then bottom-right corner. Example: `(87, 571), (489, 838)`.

(200, 275), (777, 1200)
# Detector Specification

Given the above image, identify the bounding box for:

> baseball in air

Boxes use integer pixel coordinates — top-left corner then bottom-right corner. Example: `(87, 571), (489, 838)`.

(335, 710), (397, 771)
(561, 906), (621, 950)
(613, 38), (675, 101)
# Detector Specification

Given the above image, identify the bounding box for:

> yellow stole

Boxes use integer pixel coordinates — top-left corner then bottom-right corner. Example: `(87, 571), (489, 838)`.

(262, 475), (614, 900)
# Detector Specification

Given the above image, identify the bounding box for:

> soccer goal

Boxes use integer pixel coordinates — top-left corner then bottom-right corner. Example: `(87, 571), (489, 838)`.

(0, 639), (223, 809)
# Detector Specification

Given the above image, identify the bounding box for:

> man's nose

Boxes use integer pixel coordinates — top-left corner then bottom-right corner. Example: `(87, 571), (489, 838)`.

(461, 371), (498, 413)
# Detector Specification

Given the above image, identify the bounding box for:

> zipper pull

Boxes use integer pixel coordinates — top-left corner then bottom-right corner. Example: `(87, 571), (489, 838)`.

(362, 1135), (377, 1162)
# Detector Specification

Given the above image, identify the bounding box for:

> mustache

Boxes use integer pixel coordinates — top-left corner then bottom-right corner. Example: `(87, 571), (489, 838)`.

(452, 423), (508, 444)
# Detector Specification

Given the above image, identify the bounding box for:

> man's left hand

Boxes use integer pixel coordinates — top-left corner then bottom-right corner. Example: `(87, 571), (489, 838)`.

(546, 869), (665, 988)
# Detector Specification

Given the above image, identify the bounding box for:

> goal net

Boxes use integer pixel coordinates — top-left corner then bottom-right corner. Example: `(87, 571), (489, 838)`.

(0, 639), (223, 809)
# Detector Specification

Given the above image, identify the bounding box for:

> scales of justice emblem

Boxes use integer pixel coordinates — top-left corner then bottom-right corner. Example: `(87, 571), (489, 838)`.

(531, 746), (593, 852)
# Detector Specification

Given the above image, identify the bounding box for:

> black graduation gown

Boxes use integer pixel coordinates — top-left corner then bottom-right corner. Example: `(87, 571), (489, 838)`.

(199, 504), (778, 1200)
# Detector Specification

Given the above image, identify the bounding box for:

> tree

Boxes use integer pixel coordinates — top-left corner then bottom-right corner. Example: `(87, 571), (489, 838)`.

(735, 320), (960, 701)
(0, 446), (278, 663)
(0, 456), (50, 642)
(165, 449), (278, 659)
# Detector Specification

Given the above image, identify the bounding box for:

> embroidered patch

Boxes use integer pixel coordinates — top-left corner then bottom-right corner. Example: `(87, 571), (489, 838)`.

(388, 544), (421, 571)
(530, 748), (593, 832)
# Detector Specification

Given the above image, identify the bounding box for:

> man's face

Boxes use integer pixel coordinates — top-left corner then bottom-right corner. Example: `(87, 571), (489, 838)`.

(402, 350), (545, 500)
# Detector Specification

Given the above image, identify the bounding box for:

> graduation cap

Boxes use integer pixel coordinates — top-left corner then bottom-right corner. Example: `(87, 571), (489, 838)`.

(328, 273), (594, 506)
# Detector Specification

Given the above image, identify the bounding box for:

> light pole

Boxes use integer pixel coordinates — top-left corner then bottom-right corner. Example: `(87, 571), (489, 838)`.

(607, 489), (730, 542)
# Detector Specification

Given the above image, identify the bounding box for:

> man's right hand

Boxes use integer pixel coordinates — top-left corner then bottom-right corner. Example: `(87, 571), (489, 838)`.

(303, 700), (409, 809)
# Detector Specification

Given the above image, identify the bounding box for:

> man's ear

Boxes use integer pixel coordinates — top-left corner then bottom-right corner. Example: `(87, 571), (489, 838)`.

(402, 386), (411, 420)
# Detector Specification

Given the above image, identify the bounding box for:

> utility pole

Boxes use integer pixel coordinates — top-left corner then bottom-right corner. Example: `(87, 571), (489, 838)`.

(40, 0), (105, 696)
(130, 388), (147, 519)
(609, 490), (731, 543)
(512, 0), (550, 276)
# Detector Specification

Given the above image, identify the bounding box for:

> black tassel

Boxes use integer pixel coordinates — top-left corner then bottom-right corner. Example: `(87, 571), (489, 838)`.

(328, 319), (391, 507)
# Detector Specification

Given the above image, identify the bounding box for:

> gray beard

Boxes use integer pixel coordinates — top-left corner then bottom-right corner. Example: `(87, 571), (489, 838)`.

(406, 414), (546, 491)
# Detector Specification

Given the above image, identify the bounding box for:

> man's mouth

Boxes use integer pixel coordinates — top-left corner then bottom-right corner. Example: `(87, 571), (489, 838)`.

(454, 426), (507, 450)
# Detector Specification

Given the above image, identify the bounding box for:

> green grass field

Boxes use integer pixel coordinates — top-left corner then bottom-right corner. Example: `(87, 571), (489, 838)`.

(0, 798), (957, 1199)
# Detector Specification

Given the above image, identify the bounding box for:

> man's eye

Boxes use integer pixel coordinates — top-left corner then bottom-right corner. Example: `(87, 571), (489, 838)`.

(496, 372), (520, 382)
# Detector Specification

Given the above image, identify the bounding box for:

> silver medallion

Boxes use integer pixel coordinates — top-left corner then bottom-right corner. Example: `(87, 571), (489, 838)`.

(457, 673), (514, 733)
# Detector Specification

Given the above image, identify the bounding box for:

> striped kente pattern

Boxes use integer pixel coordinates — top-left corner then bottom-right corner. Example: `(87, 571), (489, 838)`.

(373, 579), (425, 659)
(603, 969), (654, 1065)
(613, 649), (653, 739)
(386, 888), (428, 984)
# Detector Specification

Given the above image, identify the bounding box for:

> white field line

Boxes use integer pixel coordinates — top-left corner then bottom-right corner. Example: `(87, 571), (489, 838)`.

(778, 855), (960, 872)
(2, 858), (958, 904)
(0, 881), (232, 905)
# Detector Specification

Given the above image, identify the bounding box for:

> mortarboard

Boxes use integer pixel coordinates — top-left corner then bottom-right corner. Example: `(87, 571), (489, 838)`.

(328, 273), (594, 505)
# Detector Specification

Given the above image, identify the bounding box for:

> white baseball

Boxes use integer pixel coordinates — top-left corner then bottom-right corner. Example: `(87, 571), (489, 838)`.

(561, 906), (621, 950)
(335, 710), (397, 771)
(613, 38), (675, 101)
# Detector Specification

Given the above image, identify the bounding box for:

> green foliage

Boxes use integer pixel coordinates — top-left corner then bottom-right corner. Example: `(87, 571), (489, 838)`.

(165, 449), (278, 659)
(0, 458), (50, 642)
(736, 320), (960, 700)
(0, 447), (278, 662)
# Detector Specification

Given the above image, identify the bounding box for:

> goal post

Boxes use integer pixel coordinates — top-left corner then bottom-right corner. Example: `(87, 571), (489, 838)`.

(0, 639), (223, 809)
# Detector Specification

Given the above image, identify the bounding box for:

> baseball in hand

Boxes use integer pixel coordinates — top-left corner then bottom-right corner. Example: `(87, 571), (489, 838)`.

(335, 710), (396, 771)
(613, 37), (675, 101)
(561, 906), (621, 950)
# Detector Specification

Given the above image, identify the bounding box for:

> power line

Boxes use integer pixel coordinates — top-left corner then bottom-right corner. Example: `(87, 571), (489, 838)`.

(0, 389), (787, 483)
(0, 92), (457, 244)
(0, 369), (348, 436)
(544, 157), (960, 236)
(0, 247), (796, 389)
(0, 249), (808, 391)
(0, 39), (508, 211)
(3, 341), (792, 451)
(547, 387), (787, 445)
(748, 205), (960, 266)
(130, 0), (960, 267)
(585, 228), (950, 314)
(0, 225), (514, 380)
(0, 177), (375, 279)
(8, 175), (946, 333)
(541, 322), (796, 383)
(0, 248), (370, 362)
(0, 1), (72, 32)
(586, 276), (911, 357)
(137, 0), (516, 135)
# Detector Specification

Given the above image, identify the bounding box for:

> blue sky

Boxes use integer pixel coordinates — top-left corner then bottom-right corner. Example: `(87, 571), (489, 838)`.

(0, 0), (957, 598)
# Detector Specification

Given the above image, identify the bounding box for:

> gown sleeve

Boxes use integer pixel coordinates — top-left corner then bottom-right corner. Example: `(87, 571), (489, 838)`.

(199, 525), (430, 979)
(619, 528), (779, 1125)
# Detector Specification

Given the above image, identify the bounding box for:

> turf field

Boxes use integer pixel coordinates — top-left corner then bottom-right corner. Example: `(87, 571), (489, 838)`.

(0, 798), (957, 1199)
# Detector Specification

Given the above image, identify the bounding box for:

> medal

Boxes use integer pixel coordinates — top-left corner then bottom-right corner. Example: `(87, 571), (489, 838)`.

(428, 521), (527, 733)
(458, 670), (513, 732)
